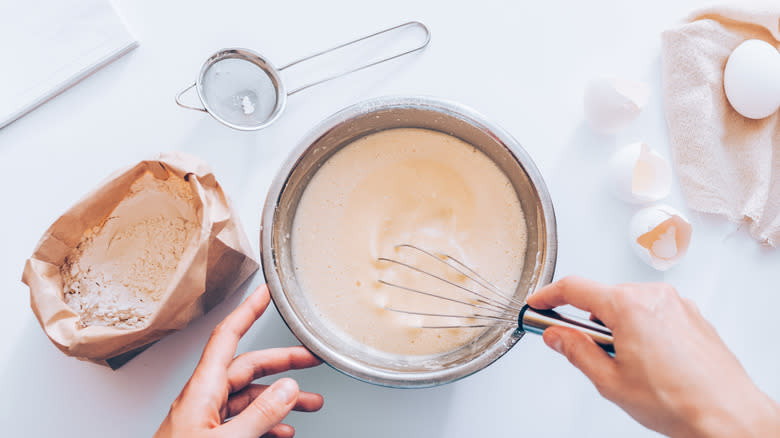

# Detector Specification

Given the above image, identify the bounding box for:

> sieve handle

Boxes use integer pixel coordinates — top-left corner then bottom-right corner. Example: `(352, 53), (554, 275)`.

(278, 21), (431, 96)
(519, 304), (615, 356)
(175, 82), (207, 112)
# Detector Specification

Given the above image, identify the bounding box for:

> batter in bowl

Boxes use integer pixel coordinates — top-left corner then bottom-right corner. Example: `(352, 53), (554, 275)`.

(291, 128), (527, 356)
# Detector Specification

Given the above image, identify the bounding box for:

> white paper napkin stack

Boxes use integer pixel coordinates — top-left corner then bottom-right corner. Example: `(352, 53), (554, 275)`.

(0, 0), (138, 128)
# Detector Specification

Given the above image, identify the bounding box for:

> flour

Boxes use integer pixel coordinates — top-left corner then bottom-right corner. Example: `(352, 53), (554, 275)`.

(62, 172), (199, 329)
(240, 95), (255, 115)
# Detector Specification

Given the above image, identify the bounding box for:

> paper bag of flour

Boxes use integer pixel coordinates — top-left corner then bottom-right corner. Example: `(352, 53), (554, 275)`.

(21, 152), (259, 368)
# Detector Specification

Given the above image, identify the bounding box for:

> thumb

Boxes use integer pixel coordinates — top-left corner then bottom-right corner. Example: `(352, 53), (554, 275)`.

(220, 377), (299, 438)
(543, 327), (618, 397)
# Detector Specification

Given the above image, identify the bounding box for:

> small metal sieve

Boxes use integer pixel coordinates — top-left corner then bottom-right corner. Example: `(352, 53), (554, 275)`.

(175, 21), (430, 131)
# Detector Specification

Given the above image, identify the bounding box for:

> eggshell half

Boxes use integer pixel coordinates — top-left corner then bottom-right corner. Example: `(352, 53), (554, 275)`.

(723, 39), (780, 120)
(584, 78), (649, 134)
(609, 142), (672, 204)
(629, 205), (692, 271)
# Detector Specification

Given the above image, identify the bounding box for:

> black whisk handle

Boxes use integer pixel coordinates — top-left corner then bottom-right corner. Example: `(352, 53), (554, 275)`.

(519, 304), (615, 356)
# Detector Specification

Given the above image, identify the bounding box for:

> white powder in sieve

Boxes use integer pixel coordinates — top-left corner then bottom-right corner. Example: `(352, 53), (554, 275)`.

(62, 172), (199, 329)
(241, 95), (255, 115)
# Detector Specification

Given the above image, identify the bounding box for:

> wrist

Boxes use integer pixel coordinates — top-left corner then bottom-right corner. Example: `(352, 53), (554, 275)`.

(685, 389), (779, 438)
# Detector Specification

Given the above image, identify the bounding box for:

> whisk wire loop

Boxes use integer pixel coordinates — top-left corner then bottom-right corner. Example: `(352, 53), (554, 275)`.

(377, 279), (508, 315)
(376, 254), (522, 314)
(394, 244), (527, 309)
(376, 244), (527, 328)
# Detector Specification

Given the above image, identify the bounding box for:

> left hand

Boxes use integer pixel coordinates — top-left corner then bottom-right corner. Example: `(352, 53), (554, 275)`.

(154, 285), (324, 438)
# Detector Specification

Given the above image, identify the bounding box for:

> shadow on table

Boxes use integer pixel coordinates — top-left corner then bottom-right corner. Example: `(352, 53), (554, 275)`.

(545, 120), (668, 284)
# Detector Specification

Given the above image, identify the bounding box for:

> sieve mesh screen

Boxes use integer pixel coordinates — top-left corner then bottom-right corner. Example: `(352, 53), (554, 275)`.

(201, 57), (278, 128)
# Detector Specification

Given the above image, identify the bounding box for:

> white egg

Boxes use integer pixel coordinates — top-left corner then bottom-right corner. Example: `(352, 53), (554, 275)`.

(608, 142), (672, 204)
(629, 205), (692, 271)
(584, 77), (649, 134)
(723, 39), (780, 120)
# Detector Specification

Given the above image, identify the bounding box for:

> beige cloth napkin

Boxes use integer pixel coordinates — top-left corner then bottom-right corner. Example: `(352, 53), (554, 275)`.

(661, 3), (780, 246)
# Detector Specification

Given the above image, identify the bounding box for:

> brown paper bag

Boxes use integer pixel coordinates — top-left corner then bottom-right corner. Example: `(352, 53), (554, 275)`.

(21, 152), (259, 367)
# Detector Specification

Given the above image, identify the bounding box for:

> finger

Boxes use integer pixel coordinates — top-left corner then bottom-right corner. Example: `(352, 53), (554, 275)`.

(262, 423), (295, 438)
(197, 285), (271, 373)
(228, 384), (324, 417)
(681, 297), (699, 314)
(228, 346), (322, 393)
(543, 326), (619, 399)
(220, 378), (299, 438)
(527, 276), (617, 325)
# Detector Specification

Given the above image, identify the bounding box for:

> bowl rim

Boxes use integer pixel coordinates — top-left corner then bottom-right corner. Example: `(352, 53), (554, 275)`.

(261, 95), (557, 388)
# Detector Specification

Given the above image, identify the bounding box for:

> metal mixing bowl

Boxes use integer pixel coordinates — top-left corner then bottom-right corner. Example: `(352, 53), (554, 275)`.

(261, 96), (557, 388)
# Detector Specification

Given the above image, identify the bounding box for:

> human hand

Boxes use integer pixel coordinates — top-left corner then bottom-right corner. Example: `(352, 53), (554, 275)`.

(154, 285), (323, 438)
(527, 277), (779, 438)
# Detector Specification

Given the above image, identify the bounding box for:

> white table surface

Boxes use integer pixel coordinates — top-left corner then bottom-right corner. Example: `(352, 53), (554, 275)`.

(1, 1), (778, 436)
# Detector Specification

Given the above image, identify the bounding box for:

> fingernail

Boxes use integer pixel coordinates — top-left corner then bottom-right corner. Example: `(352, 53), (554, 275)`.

(545, 332), (564, 354)
(269, 378), (297, 404)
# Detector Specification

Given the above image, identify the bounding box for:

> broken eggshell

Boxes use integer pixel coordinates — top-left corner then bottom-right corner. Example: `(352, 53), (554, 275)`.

(609, 142), (672, 204)
(584, 78), (649, 134)
(629, 205), (692, 271)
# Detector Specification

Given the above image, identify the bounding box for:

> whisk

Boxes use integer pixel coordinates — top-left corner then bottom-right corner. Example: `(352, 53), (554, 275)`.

(377, 244), (615, 354)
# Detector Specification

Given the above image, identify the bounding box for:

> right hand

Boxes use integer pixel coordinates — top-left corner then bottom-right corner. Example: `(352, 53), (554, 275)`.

(527, 277), (779, 438)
